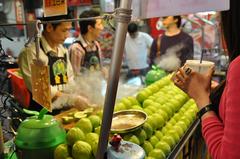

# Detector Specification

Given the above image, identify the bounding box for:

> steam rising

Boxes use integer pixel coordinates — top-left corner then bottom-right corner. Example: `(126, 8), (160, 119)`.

(51, 69), (143, 110)
(154, 43), (184, 72)
(52, 70), (106, 110)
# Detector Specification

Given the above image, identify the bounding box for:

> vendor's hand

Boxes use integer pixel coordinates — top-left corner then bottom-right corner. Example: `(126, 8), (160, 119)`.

(171, 66), (215, 109)
(101, 67), (109, 80)
(71, 95), (91, 110)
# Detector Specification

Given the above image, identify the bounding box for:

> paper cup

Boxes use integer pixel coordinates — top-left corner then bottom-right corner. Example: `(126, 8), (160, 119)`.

(185, 60), (215, 74)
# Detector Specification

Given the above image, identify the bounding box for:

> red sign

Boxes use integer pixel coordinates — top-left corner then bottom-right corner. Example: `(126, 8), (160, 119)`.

(43, 0), (67, 17)
(68, 0), (92, 6)
(148, 18), (165, 39)
(14, 0), (24, 30)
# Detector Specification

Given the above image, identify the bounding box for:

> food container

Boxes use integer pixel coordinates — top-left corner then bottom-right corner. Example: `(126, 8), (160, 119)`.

(15, 114), (66, 159)
(111, 110), (147, 133)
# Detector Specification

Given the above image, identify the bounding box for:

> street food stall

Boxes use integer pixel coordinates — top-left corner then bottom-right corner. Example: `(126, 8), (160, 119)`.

(0, 0), (230, 159)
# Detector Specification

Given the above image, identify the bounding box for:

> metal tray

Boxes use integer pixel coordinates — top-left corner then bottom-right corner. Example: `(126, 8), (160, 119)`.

(111, 110), (147, 133)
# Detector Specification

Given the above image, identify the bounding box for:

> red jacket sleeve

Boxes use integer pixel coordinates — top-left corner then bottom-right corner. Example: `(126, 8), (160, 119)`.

(202, 56), (240, 159)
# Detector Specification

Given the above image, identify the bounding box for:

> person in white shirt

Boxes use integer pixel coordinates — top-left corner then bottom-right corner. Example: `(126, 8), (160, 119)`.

(124, 22), (153, 79)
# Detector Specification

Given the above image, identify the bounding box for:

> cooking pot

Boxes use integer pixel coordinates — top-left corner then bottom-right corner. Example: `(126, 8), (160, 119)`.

(15, 108), (66, 159)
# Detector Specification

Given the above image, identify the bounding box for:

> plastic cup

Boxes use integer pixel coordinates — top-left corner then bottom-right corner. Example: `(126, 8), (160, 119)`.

(185, 60), (215, 74)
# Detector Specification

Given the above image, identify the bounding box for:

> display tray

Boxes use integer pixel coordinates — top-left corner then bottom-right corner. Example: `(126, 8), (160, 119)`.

(111, 110), (147, 133)
(167, 119), (200, 159)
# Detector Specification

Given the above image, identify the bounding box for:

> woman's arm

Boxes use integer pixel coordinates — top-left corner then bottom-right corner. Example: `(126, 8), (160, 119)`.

(202, 57), (240, 159)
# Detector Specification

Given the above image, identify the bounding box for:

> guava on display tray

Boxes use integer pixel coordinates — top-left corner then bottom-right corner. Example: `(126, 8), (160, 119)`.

(54, 144), (70, 159)
(143, 123), (153, 139)
(172, 125), (184, 137)
(130, 105), (143, 110)
(143, 89), (153, 97)
(75, 118), (93, 134)
(149, 136), (159, 147)
(85, 133), (99, 157)
(168, 118), (177, 126)
(145, 157), (155, 159)
(148, 96), (156, 101)
(143, 108), (154, 116)
(148, 149), (166, 159)
(142, 141), (154, 155)
(152, 103), (162, 109)
(148, 106), (159, 113)
(85, 133), (99, 146)
(185, 109), (198, 120)
(155, 141), (171, 156)
(72, 141), (92, 159)
(172, 113), (182, 122)
(148, 84), (159, 93)
(152, 114), (165, 129)
(179, 116), (191, 127)
(161, 135), (176, 149)
(129, 135), (140, 145)
(94, 126), (101, 134)
(146, 116), (158, 130)
(163, 102), (176, 112)
(127, 96), (139, 105)
(176, 121), (188, 133)
(120, 97), (132, 109)
(88, 115), (101, 129)
(154, 131), (164, 140)
(114, 103), (127, 112)
(143, 99), (154, 108)
(67, 127), (85, 146)
(156, 109), (169, 121)
(167, 129), (181, 143)
(134, 129), (147, 145)
(136, 91), (148, 103)
(96, 110), (103, 118)
(160, 105), (174, 117)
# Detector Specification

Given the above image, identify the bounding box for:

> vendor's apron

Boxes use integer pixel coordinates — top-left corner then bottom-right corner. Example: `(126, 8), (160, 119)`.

(47, 52), (68, 86)
(75, 41), (101, 71)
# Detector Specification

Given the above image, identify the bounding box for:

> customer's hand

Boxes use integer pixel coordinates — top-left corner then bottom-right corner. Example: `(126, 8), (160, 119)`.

(172, 66), (215, 109)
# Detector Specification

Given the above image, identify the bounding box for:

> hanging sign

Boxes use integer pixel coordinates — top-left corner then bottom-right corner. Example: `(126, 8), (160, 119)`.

(43, 0), (67, 17)
(14, 0), (24, 30)
(132, 0), (230, 19)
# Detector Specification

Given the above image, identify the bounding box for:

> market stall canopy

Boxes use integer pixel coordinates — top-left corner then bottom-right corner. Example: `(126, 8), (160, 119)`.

(132, 0), (229, 19)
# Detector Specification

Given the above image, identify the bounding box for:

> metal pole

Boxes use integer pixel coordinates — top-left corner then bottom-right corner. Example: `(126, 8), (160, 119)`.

(96, 0), (132, 158)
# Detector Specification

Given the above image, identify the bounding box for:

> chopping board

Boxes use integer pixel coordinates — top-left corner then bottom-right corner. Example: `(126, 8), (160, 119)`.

(54, 108), (79, 130)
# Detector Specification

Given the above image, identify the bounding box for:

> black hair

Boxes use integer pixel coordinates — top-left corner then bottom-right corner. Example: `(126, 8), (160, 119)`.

(40, 12), (73, 30)
(173, 16), (182, 28)
(210, 0), (240, 116)
(79, 10), (100, 35)
(127, 22), (138, 34)
(221, 0), (240, 62)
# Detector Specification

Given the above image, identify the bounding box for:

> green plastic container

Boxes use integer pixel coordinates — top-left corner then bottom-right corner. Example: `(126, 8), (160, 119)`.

(15, 114), (66, 159)
(145, 66), (167, 85)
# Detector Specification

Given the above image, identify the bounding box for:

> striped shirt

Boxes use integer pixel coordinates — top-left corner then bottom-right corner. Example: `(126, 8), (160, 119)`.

(68, 34), (102, 75)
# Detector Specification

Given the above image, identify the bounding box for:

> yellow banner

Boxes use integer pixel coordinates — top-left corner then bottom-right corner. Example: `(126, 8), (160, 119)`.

(43, 0), (67, 17)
